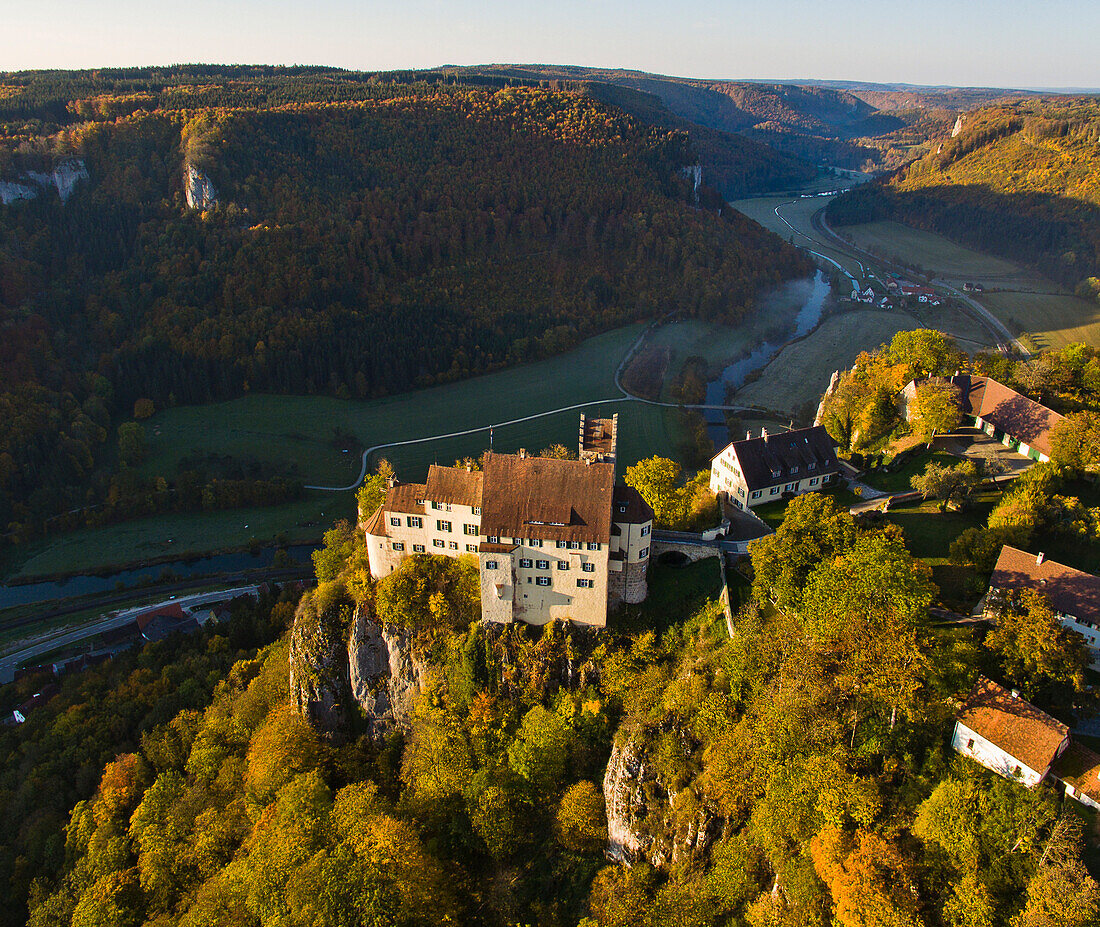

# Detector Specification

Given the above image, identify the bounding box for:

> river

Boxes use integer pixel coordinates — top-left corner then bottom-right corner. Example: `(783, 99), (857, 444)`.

(0, 544), (316, 610)
(703, 271), (830, 445)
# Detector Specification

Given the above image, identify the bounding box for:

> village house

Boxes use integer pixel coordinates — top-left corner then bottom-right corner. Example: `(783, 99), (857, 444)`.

(709, 425), (839, 511)
(985, 544), (1100, 669)
(902, 373), (1063, 462)
(952, 676), (1100, 810)
(363, 415), (653, 628)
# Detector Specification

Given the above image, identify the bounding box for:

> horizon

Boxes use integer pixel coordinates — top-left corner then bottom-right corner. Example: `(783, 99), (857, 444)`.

(4, 0), (1097, 89)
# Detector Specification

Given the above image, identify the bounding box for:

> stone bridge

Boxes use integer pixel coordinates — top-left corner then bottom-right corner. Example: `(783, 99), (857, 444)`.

(650, 531), (722, 566)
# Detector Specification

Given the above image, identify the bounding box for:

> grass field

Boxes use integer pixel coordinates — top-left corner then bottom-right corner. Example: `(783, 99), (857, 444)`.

(731, 193), (865, 282)
(142, 325), (653, 488)
(980, 291), (1100, 352)
(837, 220), (1100, 351)
(10, 325), (696, 580)
(733, 310), (922, 418)
(841, 221), (1022, 280)
(10, 495), (353, 580)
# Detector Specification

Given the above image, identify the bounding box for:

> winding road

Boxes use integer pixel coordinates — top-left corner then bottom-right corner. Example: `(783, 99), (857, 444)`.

(305, 322), (773, 493)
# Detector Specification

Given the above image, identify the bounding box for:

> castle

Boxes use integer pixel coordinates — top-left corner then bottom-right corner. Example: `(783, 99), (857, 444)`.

(363, 414), (653, 627)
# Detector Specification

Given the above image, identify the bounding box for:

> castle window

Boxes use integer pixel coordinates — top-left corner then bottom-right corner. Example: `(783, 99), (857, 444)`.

(519, 558), (533, 568)
(392, 542), (405, 551)
(587, 542), (599, 550)
(569, 541), (581, 550)
(431, 501), (441, 510)
(473, 506), (481, 515)
(557, 541), (567, 549)
(809, 478), (819, 486)
(407, 516), (422, 528)
(466, 544), (478, 552)
(577, 579), (594, 588)
(640, 526), (650, 536)
(536, 576), (551, 586)
(390, 517), (400, 527)
(487, 535), (500, 543)
(557, 561), (569, 571)
(413, 544), (426, 553)
(639, 547), (649, 559)
(437, 520), (452, 532)
(464, 524), (479, 535)
(751, 491), (761, 499)
(449, 541), (458, 550)
(967, 738), (974, 749)
(536, 560), (549, 570)
(618, 504), (627, 514)
(530, 539), (542, 548)
(582, 563), (595, 573)
(770, 487), (780, 495)
(822, 474), (832, 483)
(486, 560), (499, 570)
(433, 539), (445, 548)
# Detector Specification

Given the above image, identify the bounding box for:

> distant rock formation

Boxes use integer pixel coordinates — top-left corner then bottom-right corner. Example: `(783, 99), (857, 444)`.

(951, 114), (965, 138)
(0, 158), (88, 204)
(184, 163), (218, 209)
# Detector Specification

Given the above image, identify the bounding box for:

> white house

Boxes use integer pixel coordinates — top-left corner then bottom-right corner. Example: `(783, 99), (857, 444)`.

(710, 425), (839, 511)
(951, 676), (1069, 788)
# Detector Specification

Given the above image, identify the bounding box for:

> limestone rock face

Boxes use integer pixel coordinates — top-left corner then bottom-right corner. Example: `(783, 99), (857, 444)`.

(603, 727), (720, 869)
(952, 113), (966, 138)
(347, 605), (426, 737)
(289, 595), (353, 737)
(1, 158), (87, 204)
(184, 163), (218, 209)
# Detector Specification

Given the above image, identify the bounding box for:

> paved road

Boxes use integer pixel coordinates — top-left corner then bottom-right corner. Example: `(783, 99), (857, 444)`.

(0, 585), (264, 683)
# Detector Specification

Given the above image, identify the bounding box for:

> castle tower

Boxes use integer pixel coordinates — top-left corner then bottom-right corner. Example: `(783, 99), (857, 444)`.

(579, 413), (618, 474)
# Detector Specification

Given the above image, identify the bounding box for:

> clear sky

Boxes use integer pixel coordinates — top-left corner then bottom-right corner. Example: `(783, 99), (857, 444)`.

(4, 0), (1098, 90)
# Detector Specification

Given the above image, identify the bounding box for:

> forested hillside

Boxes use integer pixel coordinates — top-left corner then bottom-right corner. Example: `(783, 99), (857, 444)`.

(13, 489), (1100, 927)
(0, 66), (810, 546)
(827, 98), (1100, 288)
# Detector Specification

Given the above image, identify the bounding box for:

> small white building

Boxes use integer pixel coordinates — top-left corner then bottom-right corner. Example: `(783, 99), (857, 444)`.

(951, 676), (1069, 788)
(710, 425), (839, 511)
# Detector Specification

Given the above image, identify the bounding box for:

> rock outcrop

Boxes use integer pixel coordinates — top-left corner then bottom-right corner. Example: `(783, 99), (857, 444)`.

(951, 113), (965, 138)
(347, 605), (427, 737)
(1, 158), (88, 204)
(482, 619), (601, 698)
(184, 163), (218, 209)
(603, 727), (721, 869)
(289, 593), (353, 737)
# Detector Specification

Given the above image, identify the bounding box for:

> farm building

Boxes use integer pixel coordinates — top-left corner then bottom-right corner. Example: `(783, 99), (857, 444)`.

(709, 425), (839, 511)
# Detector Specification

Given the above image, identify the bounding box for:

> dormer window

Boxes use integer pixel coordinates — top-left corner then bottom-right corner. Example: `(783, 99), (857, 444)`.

(771, 469), (781, 479)
(618, 504), (628, 514)
(791, 466), (799, 475)
(808, 461), (816, 470)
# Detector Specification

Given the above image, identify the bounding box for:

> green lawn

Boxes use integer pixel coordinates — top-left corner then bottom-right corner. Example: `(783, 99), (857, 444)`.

(141, 325), (653, 488)
(860, 449), (957, 493)
(841, 221), (1022, 280)
(10, 325), (697, 580)
(10, 494), (354, 580)
(881, 491), (1001, 561)
(616, 557), (722, 635)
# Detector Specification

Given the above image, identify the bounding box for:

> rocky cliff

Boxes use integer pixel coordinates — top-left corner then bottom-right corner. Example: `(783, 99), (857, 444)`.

(347, 605), (427, 737)
(0, 158), (87, 204)
(288, 591), (354, 736)
(603, 726), (721, 869)
(184, 163), (218, 209)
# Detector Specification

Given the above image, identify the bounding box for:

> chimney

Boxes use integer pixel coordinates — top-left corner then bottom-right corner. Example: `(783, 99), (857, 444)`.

(1037, 552), (1045, 565)
(1010, 689), (1021, 699)
(761, 427), (769, 439)
(746, 431), (752, 441)
(518, 448), (527, 460)
(465, 462), (473, 472)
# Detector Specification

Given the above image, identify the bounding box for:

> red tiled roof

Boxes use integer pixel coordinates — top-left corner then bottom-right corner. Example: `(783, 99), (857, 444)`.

(134, 602), (185, 631)
(951, 375), (1063, 457)
(425, 465), (483, 507)
(384, 483), (427, 515)
(363, 504), (387, 538)
(480, 452), (614, 544)
(612, 485), (654, 525)
(989, 545), (1100, 620)
(716, 425), (838, 491)
(957, 676), (1068, 774)
(1053, 741), (1100, 803)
